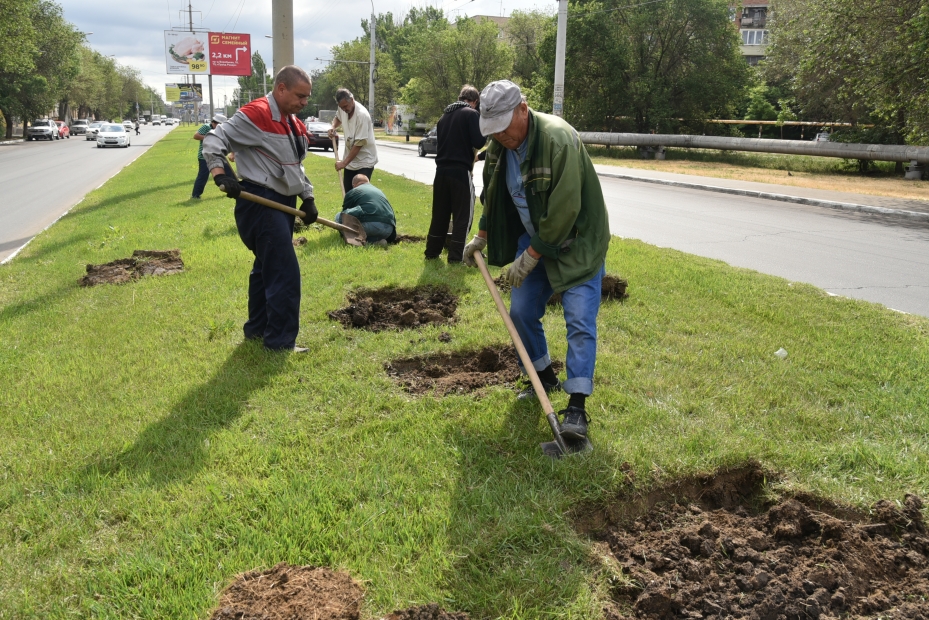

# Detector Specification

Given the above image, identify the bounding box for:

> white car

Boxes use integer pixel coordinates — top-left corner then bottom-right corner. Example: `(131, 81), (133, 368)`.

(151, 117), (162, 125)
(164, 118), (178, 126)
(85, 121), (105, 140)
(97, 123), (130, 148)
(26, 119), (60, 141)
(122, 120), (133, 132)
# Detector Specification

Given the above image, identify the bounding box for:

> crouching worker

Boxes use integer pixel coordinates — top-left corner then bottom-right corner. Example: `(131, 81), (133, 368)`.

(336, 175), (397, 245)
(463, 80), (610, 443)
(202, 65), (319, 353)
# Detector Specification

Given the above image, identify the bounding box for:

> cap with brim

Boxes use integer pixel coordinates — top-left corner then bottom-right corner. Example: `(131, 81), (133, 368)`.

(212, 114), (227, 123)
(479, 80), (522, 136)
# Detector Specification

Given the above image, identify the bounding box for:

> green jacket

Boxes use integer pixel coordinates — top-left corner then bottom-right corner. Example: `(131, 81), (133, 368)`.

(341, 183), (396, 227)
(479, 109), (610, 293)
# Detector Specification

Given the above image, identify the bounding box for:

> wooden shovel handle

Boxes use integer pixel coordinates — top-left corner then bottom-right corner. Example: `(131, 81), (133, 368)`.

(223, 187), (362, 236)
(474, 252), (568, 455)
(333, 134), (345, 198)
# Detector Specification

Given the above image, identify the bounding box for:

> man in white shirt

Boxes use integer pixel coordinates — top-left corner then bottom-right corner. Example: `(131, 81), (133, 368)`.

(328, 88), (378, 194)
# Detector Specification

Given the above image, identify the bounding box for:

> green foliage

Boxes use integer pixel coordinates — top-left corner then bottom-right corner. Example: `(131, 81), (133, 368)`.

(328, 41), (399, 119)
(0, 0), (37, 74)
(744, 86), (777, 122)
(533, 0), (748, 132)
(233, 52), (271, 105)
(506, 10), (555, 88)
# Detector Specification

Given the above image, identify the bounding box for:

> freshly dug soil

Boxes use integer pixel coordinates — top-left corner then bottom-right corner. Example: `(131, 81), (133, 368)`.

(394, 234), (425, 243)
(292, 236), (308, 246)
(584, 465), (929, 619)
(210, 563), (363, 620)
(329, 286), (458, 332)
(383, 603), (470, 619)
(493, 274), (628, 304)
(80, 249), (183, 286)
(386, 345), (562, 395)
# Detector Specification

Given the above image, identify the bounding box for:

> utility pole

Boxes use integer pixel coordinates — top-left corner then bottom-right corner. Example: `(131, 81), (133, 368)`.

(552, 0), (567, 117)
(271, 0), (294, 75)
(369, 1), (376, 121)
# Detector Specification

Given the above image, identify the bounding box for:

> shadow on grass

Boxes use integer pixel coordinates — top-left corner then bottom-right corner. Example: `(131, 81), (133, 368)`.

(78, 341), (288, 487)
(69, 180), (192, 219)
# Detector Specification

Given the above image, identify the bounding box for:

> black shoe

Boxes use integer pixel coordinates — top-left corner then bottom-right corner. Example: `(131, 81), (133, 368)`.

(559, 406), (589, 440)
(517, 378), (561, 401)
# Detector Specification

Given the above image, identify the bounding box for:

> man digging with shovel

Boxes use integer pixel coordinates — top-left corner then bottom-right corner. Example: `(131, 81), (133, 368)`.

(463, 80), (610, 447)
(202, 65), (319, 353)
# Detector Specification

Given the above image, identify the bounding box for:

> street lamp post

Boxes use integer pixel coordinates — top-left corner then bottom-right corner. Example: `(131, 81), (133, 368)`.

(553, 0), (567, 117)
(369, 1), (376, 122)
(271, 0), (294, 75)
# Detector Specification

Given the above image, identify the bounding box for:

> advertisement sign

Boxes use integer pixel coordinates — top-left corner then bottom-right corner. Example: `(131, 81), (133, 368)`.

(208, 32), (252, 75)
(386, 105), (414, 135)
(165, 83), (203, 102)
(164, 31), (252, 76)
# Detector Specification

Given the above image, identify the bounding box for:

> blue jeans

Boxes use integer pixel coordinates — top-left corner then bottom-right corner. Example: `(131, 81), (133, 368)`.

(335, 212), (395, 242)
(192, 158), (233, 198)
(509, 233), (604, 395)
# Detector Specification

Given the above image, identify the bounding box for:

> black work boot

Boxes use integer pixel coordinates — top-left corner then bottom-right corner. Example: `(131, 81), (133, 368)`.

(559, 406), (589, 440)
(517, 378), (561, 401)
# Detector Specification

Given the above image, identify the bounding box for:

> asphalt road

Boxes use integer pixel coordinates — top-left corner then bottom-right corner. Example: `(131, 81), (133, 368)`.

(0, 124), (174, 263)
(319, 143), (929, 317)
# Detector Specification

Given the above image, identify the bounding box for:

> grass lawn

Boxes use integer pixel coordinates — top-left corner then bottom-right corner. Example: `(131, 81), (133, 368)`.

(586, 146), (929, 203)
(2, 129), (928, 618)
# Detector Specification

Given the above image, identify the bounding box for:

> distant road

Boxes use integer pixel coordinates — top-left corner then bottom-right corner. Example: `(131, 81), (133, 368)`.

(329, 144), (929, 317)
(0, 124), (175, 263)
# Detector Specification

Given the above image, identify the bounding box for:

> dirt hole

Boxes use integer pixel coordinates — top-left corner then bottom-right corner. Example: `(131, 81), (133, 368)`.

(386, 345), (562, 395)
(80, 249), (183, 286)
(580, 463), (929, 619)
(209, 563), (469, 620)
(329, 286), (458, 332)
(394, 234), (425, 243)
(493, 274), (628, 304)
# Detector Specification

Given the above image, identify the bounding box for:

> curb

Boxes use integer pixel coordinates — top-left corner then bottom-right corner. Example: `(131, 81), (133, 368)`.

(596, 171), (929, 222)
(0, 138), (24, 145)
(376, 140), (418, 152)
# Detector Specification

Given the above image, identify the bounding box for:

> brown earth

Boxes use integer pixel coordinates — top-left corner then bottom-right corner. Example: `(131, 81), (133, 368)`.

(385, 345), (562, 395)
(383, 603), (470, 619)
(210, 563), (363, 620)
(79, 249), (183, 286)
(328, 286), (458, 332)
(394, 234), (425, 243)
(292, 237), (308, 246)
(578, 463), (929, 619)
(493, 274), (628, 304)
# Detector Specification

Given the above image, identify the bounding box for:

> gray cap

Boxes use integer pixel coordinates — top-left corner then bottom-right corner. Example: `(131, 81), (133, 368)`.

(212, 113), (227, 123)
(479, 80), (523, 136)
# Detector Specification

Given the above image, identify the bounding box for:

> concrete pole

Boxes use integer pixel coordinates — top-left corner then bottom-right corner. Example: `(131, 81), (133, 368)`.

(369, 2), (376, 120)
(272, 0), (294, 76)
(208, 74), (214, 120)
(552, 0), (567, 117)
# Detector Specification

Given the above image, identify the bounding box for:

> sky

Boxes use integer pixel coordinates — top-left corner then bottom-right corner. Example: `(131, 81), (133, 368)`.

(59, 0), (552, 112)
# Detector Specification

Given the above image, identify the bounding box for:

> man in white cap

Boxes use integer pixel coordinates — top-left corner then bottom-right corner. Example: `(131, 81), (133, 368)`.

(462, 80), (610, 445)
(190, 113), (232, 199)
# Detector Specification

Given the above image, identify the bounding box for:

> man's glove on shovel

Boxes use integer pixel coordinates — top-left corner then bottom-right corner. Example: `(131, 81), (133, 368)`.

(301, 197), (319, 224)
(462, 235), (487, 267)
(214, 174), (242, 198)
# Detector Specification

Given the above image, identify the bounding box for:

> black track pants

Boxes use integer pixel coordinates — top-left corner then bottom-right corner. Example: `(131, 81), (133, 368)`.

(426, 167), (474, 263)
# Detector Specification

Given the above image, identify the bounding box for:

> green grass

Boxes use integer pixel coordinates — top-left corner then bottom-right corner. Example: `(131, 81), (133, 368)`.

(2, 129), (929, 618)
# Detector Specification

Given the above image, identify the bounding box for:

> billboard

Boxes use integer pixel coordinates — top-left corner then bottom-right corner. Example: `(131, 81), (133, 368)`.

(164, 31), (252, 76)
(165, 83), (203, 102)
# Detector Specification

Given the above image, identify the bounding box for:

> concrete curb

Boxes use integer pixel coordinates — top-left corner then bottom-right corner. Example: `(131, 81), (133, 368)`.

(596, 171), (929, 222)
(0, 138), (24, 145)
(377, 140), (418, 152)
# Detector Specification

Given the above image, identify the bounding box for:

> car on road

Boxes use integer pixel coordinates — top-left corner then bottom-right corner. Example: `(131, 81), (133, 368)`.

(814, 132), (831, 142)
(151, 117), (162, 125)
(122, 120), (133, 132)
(418, 127), (437, 157)
(27, 119), (60, 141)
(97, 123), (130, 148)
(165, 117), (178, 126)
(55, 121), (71, 139)
(71, 119), (89, 135)
(304, 121), (333, 151)
(85, 121), (105, 140)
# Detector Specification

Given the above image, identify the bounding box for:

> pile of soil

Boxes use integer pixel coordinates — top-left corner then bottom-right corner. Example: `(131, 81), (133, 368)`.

(329, 286), (458, 332)
(293, 237), (308, 246)
(383, 604), (470, 619)
(79, 249), (183, 286)
(586, 465), (929, 619)
(210, 563), (363, 620)
(394, 234), (425, 243)
(493, 274), (628, 304)
(386, 345), (564, 395)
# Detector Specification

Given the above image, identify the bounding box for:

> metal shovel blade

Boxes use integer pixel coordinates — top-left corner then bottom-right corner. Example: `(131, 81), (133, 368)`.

(541, 436), (593, 459)
(338, 213), (367, 247)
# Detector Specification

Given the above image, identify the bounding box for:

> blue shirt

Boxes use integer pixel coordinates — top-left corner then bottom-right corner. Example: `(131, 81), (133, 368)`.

(505, 138), (535, 236)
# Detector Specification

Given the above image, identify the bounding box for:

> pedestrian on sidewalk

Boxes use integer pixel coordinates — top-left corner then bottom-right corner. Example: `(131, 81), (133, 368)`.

(425, 84), (486, 263)
(328, 89), (378, 194)
(202, 65), (319, 353)
(463, 80), (610, 442)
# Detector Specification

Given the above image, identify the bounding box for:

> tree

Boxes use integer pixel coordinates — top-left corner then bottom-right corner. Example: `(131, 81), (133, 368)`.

(532, 0), (748, 133)
(764, 0), (929, 144)
(233, 53), (272, 106)
(327, 40), (399, 120)
(506, 10), (555, 88)
(400, 17), (515, 123)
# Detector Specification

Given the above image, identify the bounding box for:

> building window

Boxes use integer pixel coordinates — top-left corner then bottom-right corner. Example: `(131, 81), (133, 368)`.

(741, 29), (769, 45)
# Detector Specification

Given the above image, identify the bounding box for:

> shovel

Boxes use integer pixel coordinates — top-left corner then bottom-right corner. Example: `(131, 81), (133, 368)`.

(473, 252), (592, 458)
(218, 184), (367, 246)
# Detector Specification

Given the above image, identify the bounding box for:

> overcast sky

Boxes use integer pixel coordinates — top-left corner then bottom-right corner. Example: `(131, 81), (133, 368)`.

(59, 0), (552, 111)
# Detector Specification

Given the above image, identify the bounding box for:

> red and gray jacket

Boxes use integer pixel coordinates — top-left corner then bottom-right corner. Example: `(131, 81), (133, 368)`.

(203, 93), (314, 199)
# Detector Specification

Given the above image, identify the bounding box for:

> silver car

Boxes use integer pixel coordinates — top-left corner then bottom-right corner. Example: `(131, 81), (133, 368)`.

(85, 121), (105, 141)
(27, 119), (60, 141)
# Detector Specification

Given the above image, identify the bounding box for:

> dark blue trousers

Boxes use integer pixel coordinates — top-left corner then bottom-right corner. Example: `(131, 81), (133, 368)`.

(234, 182), (300, 350)
(192, 158), (234, 198)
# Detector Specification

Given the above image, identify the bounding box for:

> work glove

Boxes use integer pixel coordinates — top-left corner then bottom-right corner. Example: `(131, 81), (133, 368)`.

(504, 251), (539, 288)
(300, 197), (319, 224)
(213, 174), (242, 199)
(461, 235), (487, 267)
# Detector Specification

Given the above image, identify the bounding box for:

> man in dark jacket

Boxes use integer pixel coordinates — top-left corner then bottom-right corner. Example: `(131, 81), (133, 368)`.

(425, 85), (486, 263)
(463, 80), (610, 443)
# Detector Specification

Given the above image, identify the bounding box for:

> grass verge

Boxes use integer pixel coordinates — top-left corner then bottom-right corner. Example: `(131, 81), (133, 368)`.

(1, 129), (928, 618)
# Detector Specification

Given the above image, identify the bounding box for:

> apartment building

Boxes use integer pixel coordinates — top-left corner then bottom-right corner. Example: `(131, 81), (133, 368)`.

(736, 1), (769, 65)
